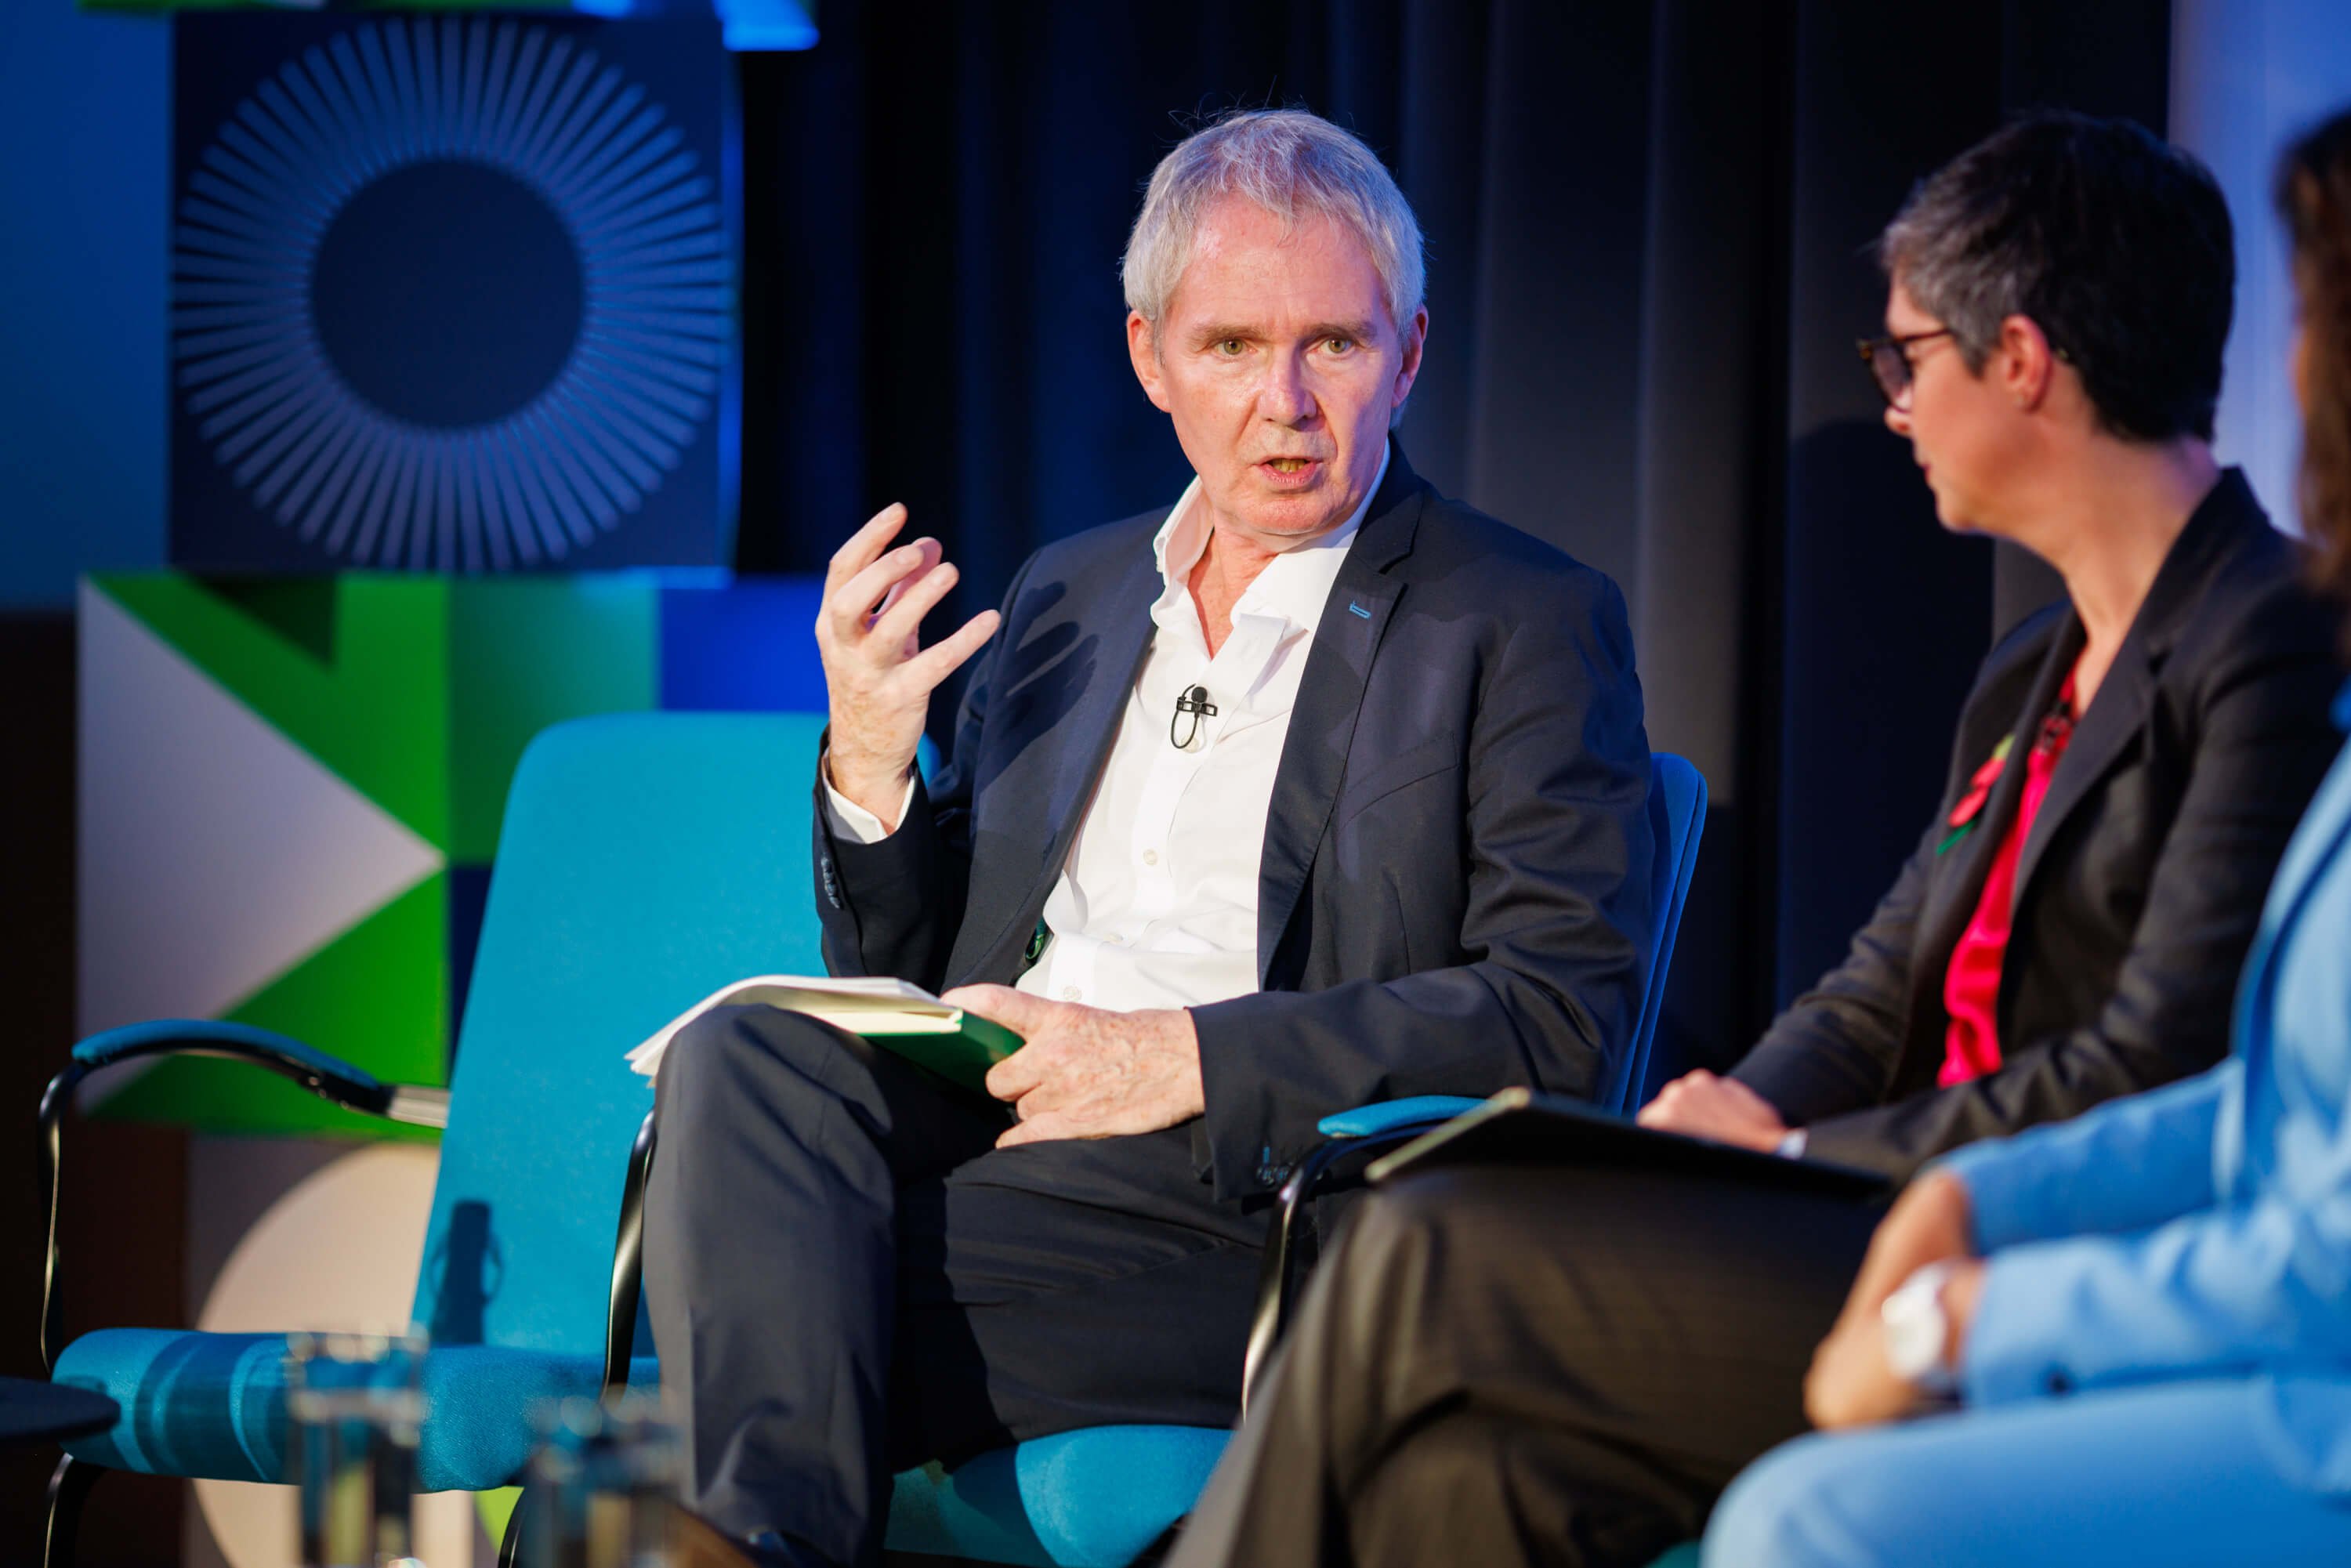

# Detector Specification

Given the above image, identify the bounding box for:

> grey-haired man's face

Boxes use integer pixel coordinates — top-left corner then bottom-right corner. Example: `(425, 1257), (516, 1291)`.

(1128, 196), (1425, 552)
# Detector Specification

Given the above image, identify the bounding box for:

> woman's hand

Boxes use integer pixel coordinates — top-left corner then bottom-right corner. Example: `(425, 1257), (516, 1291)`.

(1804, 1171), (1984, 1429)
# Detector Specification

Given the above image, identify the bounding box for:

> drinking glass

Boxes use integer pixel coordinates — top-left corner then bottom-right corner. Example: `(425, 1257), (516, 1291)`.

(284, 1329), (429, 1568)
(523, 1396), (681, 1568)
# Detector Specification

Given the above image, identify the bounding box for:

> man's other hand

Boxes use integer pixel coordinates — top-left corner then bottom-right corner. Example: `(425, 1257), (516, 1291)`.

(1636, 1069), (1789, 1151)
(948, 985), (1207, 1147)
(817, 503), (1002, 830)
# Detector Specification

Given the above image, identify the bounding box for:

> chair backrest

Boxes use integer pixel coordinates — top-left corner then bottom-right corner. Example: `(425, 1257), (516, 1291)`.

(409, 712), (828, 1356)
(1604, 752), (1708, 1113)
(405, 720), (1704, 1353)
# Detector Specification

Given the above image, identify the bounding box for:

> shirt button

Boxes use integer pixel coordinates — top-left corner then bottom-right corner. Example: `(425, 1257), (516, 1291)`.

(1143, 849), (1160, 866)
(1061, 986), (1081, 1001)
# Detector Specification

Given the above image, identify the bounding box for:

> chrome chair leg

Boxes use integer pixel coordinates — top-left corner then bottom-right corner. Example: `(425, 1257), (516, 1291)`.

(499, 1486), (527, 1568)
(42, 1454), (101, 1568)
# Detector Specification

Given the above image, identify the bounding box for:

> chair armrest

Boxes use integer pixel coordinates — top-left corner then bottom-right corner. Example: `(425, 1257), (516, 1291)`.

(1317, 1095), (1485, 1139)
(39, 1020), (447, 1372)
(601, 1108), (659, 1402)
(1242, 1101), (1495, 1411)
(65, 1019), (403, 1118)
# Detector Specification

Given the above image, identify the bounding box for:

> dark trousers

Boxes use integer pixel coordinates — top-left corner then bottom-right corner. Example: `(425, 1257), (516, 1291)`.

(1168, 1161), (1883, 1568)
(643, 1006), (1268, 1566)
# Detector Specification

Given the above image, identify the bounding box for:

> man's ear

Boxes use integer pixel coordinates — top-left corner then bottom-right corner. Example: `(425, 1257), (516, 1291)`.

(1996, 313), (2058, 411)
(1392, 306), (1429, 409)
(1128, 312), (1172, 413)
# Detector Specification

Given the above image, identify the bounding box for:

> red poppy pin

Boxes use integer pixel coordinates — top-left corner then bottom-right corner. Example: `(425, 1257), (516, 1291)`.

(1937, 735), (2012, 855)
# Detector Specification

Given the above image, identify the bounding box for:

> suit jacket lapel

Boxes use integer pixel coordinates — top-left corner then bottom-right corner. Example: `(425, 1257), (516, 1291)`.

(1035, 550), (1161, 884)
(947, 541), (1161, 985)
(1255, 461), (1426, 980)
(1913, 620), (2077, 991)
(2011, 473), (2262, 911)
(2009, 639), (2150, 904)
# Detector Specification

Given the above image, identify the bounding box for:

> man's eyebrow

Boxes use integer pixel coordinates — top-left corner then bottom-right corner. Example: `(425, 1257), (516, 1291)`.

(1189, 322), (1258, 346)
(1186, 320), (1382, 346)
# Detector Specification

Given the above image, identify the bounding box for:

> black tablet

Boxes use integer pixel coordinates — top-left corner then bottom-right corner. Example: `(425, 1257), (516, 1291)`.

(1366, 1087), (1894, 1205)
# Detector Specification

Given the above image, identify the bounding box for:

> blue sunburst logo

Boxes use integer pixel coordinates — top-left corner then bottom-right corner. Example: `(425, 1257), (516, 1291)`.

(172, 16), (734, 570)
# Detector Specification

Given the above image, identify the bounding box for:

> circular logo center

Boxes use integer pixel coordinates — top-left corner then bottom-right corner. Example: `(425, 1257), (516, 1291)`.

(310, 159), (585, 429)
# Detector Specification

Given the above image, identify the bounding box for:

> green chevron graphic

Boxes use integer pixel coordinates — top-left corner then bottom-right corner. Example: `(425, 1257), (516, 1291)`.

(81, 572), (666, 1139)
(97, 575), (449, 849)
(93, 878), (448, 1141)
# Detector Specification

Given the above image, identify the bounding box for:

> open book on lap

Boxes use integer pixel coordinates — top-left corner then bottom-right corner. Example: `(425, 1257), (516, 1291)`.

(1367, 1086), (1893, 1204)
(628, 976), (1023, 1095)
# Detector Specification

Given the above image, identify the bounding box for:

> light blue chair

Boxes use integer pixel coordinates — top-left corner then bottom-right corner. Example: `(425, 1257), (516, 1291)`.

(39, 712), (832, 1565)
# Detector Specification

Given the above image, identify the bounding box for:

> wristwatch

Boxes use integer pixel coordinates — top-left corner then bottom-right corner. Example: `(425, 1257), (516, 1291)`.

(1880, 1258), (1961, 1400)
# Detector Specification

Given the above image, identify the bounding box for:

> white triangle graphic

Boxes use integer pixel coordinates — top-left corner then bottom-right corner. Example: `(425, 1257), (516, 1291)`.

(78, 581), (447, 1039)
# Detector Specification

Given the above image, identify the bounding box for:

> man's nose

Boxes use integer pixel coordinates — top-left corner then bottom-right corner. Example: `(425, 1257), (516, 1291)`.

(1257, 353), (1315, 424)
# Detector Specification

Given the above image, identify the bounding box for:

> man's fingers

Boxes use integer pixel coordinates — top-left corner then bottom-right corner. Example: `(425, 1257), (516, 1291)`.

(904, 607), (1003, 687)
(996, 1110), (1078, 1149)
(870, 559), (962, 652)
(829, 538), (941, 643)
(985, 1050), (1044, 1101)
(824, 503), (910, 596)
(944, 982), (1038, 1030)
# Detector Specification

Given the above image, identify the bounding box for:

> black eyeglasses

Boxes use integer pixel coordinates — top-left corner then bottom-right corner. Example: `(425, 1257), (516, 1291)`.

(1856, 328), (1954, 411)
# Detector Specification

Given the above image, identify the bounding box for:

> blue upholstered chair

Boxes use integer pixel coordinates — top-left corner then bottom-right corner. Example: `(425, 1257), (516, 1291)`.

(41, 717), (1705, 1568)
(39, 712), (832, 1565)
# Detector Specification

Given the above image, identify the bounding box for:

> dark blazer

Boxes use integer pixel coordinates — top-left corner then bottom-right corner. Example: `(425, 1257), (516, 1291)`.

(814, 448), (1657, 1200)
(1735, 470), (2344, 1180)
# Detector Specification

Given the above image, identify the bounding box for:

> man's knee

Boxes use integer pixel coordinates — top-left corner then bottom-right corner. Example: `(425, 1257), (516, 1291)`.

(1704, 1432), (1891, 1568)
(656, 1005), (849, 1130)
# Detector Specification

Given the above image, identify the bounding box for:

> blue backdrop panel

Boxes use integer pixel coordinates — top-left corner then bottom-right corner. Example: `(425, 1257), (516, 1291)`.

(659, 577), (827, 711)
(169, 13), (737, 572)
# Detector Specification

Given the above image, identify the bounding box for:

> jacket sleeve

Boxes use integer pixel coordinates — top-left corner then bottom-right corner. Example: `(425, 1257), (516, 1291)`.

(1729, 811), (1940, 1128)
(813, 553), (1035, 990)
(1794, 620), (2340, 1180)
(1186, 574), (1655, 1200)
(1961, 1106), (2351, 1407)
(1936, 1061), (2232, 1251)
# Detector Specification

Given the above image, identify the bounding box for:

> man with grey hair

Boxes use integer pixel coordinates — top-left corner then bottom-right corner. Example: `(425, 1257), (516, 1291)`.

(644, 107), (1655, 1567)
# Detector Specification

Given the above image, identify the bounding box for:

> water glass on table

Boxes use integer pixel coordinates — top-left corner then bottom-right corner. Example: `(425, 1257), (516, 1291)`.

(284, 1329), (429, 1568)
(524, 1396), (681, 1568)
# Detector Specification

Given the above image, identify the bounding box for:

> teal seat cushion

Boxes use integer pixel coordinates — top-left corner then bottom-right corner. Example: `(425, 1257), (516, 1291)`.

(54, 1329), (659, 1492)
(887, 1425), (1230, 1566)
(1647, 1544), (1701, 1568)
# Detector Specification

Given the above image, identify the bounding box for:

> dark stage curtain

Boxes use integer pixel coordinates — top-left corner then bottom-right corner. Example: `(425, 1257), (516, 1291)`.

(732, 0), (2172, 1067)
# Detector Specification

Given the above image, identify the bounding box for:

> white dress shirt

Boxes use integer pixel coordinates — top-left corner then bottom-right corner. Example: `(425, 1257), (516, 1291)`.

(826, 443), (1389, 1013)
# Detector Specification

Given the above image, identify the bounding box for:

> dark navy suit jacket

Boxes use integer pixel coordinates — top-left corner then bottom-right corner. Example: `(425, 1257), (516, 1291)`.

(813, 448), (1657, 1200)
(1735, 470), (2345, 1180)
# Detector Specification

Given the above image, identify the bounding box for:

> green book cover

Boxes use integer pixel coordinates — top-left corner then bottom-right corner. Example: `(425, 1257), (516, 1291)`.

(629, 976), (1023, 1095)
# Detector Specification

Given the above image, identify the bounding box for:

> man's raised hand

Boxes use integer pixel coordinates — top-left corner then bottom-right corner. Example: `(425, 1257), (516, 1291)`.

(948, 985), (1208, 1147)
(817, 503), (1002, 829)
